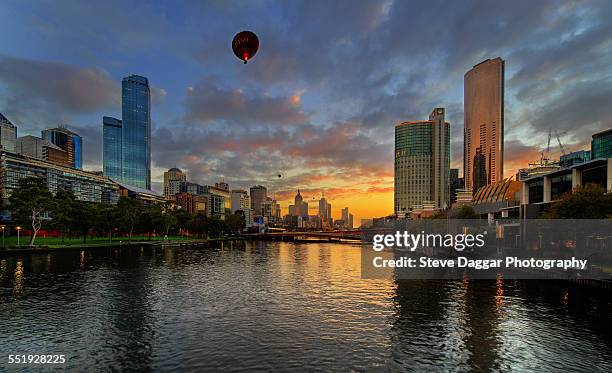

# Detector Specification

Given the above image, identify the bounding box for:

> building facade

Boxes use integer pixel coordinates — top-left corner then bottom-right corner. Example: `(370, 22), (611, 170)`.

(231, 189), (253, 227)
(394, 108), (451, 214)
(164, 168), (187, 197)
(0, 151), (118, 207)
(175, 192), (207, 215)
(262, 197), (281, 224)
(103, 116), (123, 182)
(121, 75), (151, 189)
(560, 150), (591, 168)
(249, 185), (267, 217)
(464, 57), (505, 192)
(16, 135), (70, 167)
(592, 129), (612, 159)
(0, 113), (17, 153)
(41, 126), (83, 169)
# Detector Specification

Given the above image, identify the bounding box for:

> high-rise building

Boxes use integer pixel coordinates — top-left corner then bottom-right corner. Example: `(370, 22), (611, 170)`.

(290, 189), (308, 217)
(591, 129), (612, 159)
(394, 108), (450, 214)
(121, 75), (151, 189)
(103, 116), (122, 182)
(318, 195), (329, 223)
(16, 135), (70, 167)
(231, 190), (253, 227)
(250, 185), (267, 217)
(163, 168), (187, 197)
(41, 126), (83, 169)
(341, 207), (349, 225)
(464, 57), (504, 193)
(0, 112), (17, 153)
(449, 168), (463, 205)
(262, 197), (281, 224)
(102, 75), (151, 189)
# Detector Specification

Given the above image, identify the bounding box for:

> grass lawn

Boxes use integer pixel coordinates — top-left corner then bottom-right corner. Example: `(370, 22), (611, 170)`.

(0, 235), (193, 248)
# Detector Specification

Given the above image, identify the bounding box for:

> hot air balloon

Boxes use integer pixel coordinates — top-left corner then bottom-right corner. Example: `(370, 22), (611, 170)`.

(232, 31), (259, 64)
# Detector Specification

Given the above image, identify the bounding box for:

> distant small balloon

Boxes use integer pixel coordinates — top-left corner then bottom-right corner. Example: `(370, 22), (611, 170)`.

(232, 30), (259, 64)
(278, 174), (282, 178)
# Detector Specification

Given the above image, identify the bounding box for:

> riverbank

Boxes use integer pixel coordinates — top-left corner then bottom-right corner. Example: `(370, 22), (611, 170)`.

(0, 236), (244, 255)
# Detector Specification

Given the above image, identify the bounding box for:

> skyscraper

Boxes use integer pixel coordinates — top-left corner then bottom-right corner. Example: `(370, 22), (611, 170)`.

(41, 126), (82, 169)
(250, 185), (267, 217)
(102, 75), (151, 189)
(121, 75), (151, 189)
(0, 112), (17, 153)
(394, 108), (450, 214)
(464, 57), (504, 193)
(103, 116), (122, 182)
(164, 167), (186, 197)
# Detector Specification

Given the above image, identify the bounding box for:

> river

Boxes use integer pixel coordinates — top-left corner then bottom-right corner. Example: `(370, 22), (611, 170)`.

(1, 241), (611, 372)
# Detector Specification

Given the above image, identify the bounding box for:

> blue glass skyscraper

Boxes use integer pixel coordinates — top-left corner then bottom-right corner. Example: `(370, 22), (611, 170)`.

(103, 75), (151, 189)
(121, 75), (151, 189)
(41, 126), (83, 169)
(103, 116), (123, 181)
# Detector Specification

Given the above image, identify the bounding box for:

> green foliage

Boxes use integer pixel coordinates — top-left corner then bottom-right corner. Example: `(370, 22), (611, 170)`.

(9, 177), (56, 246)
(545, 183), (612, 219)
(452, 205), (480, 219)
(95, 203), (119, 242)
(7, 179), (254, 245)
(226, 212), (246, 234)
(116, 197), (144, 242)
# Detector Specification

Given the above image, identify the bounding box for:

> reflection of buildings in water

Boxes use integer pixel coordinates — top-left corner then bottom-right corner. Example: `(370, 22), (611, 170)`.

(80, 251), (86, 270)
(13, 259), (24, 298)
(462, 280), (502, 372)
(0, 259), (6, 302)
(391, 278), (503, 371)
(108, 251), (155, 370)
(390, 279), (453, 368)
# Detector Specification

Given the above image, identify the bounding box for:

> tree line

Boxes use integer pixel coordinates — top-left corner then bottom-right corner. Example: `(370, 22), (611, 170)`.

(8, 177), (246, 246)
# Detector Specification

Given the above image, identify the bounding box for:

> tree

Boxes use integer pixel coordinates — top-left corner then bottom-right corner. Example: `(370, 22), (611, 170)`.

(173, 208), (192, 235)
(188, 213), (208, 238)
(226, 213), (245, 234)
(116, 197), (143, 243)
(152, 202), (178, 237)
(452, 205), (480, 219)
(9, 177), (56, 246)
(95, 203), (118, 242)
(52, 189), (77, 243)
(72, 201), (97, 243)
(545, 183), (612, 219)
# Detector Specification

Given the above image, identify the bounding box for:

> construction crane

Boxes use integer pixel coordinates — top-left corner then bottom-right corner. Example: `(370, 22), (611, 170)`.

(554, 129), (568, 156)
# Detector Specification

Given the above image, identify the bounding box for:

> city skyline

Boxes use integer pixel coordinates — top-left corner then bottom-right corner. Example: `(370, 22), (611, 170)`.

(1, 1), (611, 223)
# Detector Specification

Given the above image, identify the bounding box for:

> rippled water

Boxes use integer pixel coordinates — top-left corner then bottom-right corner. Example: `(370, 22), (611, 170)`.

(1, 241), (612, 372)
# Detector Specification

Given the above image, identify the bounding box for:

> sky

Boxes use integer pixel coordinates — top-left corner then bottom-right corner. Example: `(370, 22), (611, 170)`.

(0, 0), (611, 224)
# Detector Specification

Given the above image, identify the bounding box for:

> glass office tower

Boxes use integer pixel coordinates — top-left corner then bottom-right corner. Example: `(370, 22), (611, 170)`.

(103, 116), (123, 182)
(394, 108), (450, 214)
(41, 126), (83, 169)
(121, 75), (151, 189)
(464, 57), (504, 193)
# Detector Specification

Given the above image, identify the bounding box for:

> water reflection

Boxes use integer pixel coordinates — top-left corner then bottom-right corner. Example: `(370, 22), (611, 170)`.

(0, 242), (611, 372)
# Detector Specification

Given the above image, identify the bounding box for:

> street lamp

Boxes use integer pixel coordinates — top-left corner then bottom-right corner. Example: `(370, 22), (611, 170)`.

(0, 225), (4, 248)
(16, 226), (21, 247)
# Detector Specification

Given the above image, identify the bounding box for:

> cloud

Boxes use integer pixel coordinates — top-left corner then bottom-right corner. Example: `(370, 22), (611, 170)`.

(0, 54), (118, 113)
(184, 78), (309, 125)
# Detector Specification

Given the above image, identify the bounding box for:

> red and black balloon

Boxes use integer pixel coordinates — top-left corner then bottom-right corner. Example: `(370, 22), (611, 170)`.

(232, 31), (259, 64)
